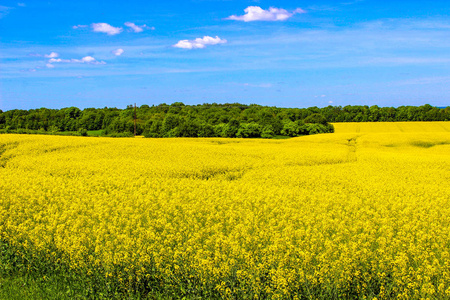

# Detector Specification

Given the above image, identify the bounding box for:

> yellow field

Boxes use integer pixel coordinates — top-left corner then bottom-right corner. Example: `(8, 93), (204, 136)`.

(333, 121), (450, 133)
(1, 122), (450, 299)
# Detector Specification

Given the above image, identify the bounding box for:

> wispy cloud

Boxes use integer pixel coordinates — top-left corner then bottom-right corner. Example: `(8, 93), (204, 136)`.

(73, 24), (88, 29)
(369, 57), (450, 65)
(124, 22), (153, 33)
(46, 56), (106, 68)
(226, 6), (305, 22)
(243, 83), (273, 88)
(396, 76), (450, 85)
(341, 0), (365, 6)
(92, 23), (122, 35)
(0, 5), (13, 18)
(112, 48), (124, 56)
(17, 3), (26, 7)
(173, 36), (227, 49)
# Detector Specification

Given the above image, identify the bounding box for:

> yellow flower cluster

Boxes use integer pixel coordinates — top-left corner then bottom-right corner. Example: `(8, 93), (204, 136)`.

(0, 121), (449, 299)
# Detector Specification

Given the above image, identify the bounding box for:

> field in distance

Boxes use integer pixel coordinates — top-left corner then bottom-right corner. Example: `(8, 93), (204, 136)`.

(333, 121), (450, 133)
(0, 122), (449, 299)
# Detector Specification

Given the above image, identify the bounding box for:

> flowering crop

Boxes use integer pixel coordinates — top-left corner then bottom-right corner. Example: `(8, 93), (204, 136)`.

(1, 122), (450, 299)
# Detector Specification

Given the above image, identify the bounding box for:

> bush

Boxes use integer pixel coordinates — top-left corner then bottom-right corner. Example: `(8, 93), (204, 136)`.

(222, 120), (239, 138)
(305, 123), (329, 135)
(107, 132), (134, 138)
(78, 128), (88, 136)
(213, 124), (227, 137)
(304, 113), (328, 125)
(198, 123), (215, 137)
(261, 125), (275, 139)
(281, 121), (300, 137)
(236, 123), (262, 138)
(143, 131), (161, 138)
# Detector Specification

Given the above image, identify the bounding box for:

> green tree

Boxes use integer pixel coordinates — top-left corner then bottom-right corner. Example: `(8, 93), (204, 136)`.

(236, 123), (262, 138)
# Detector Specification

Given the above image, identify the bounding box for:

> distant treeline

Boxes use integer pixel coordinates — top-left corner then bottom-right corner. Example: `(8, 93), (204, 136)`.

(0, 103), (335, 138)
(0, 103), (448, 138)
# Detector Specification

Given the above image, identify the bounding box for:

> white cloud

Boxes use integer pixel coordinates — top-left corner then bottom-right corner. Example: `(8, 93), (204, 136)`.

(92, 23), (122, 35)
(226, 6), (305, 22)
(44, 52), (59, 58)
(80, 56), (96, 63)
(124, 22), (143, 33)
(328, 101), (334, 104)
(124, 22), (152, 33)
(48, 56), (106, 65)
(112, 48), (124, 56)
(46, 63), (54, 68)
(17, 3), (26, 7)
(73, 24), (88, 29)
(173, 36), (227, 49)
(48, 58), (67, 63)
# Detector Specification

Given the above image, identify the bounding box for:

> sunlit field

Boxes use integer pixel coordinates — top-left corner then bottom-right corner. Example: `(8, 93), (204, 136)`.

(1, 122), (450, 299)
(333, 121), (450, 133)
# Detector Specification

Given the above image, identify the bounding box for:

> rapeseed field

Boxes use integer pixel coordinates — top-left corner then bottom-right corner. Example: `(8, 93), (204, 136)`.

(1, 122), (450, 299)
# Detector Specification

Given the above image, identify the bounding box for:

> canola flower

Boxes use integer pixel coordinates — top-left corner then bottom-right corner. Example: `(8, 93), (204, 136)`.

(0, 122), (450, 299)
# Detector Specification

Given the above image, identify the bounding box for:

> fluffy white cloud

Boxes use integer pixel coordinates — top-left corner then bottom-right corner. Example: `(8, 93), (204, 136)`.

(46, 63), (54, 68)
(80, 56), (96, 63)
(44, 52), (59, 58)
(92, 23), (122, 35)
(173, 36), (227, 49)
(112, 48), (124, 56)
(226, 6), (305, 22)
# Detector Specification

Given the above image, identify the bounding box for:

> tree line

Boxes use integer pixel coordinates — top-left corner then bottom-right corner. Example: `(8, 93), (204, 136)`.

(0, 103), (448, 138)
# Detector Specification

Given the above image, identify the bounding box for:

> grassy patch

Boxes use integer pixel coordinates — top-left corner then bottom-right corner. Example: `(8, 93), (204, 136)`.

(0, 275), (74, 300)
(87, 130), (104, 137)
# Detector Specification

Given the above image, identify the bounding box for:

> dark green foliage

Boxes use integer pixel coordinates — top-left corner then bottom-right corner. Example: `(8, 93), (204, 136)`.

(261, 125), (275, 139)
(198, 123), (215, 137)
(281, 120), (301, 137)
(304, 113), (328, 125)
(1, 103), (445, 138)
(304, 123), (330, 135)
(320, 104), (450, 122)
(78, 128), (88, 136)
(236, 123), (262, 138)
(221, 119), (240, 138)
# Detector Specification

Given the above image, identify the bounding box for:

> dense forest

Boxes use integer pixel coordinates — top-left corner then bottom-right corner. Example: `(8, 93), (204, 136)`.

(0, 103), (448, 138)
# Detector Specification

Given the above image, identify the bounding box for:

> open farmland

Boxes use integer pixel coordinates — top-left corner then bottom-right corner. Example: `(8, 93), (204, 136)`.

(1, 122), (450, 299)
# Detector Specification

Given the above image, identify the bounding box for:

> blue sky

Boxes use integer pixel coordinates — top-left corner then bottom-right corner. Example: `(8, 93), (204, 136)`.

(1, 0), (450, 110)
